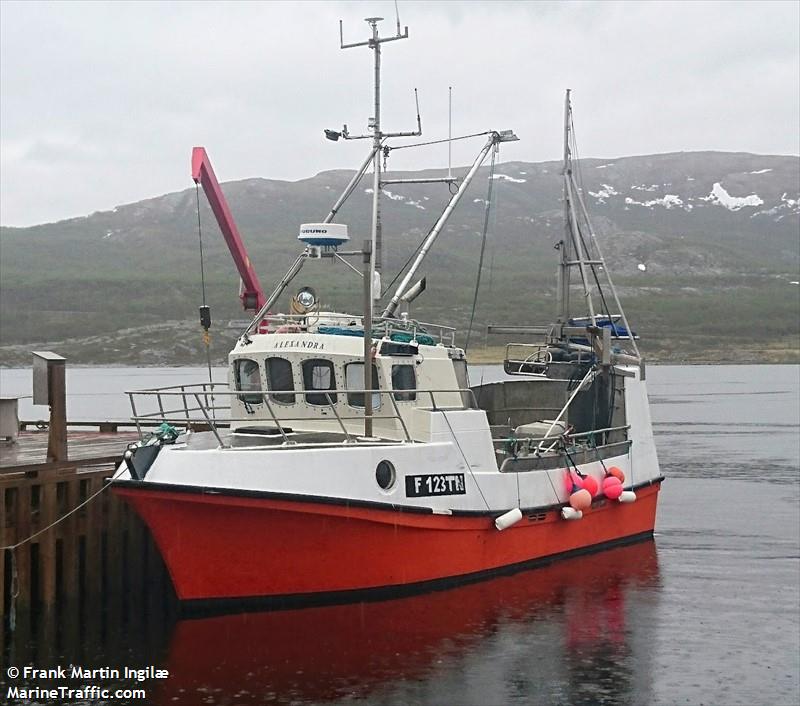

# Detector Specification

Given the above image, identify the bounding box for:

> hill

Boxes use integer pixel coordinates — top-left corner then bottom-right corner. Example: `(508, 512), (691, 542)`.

(1, 150), (798, 366)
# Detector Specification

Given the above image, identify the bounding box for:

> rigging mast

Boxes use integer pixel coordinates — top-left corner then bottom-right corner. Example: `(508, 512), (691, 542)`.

(558, 90), (642, 361)
(558, 90), (572, 324)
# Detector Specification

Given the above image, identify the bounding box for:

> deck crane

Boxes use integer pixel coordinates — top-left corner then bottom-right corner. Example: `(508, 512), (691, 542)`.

(191, 147), (266, 312)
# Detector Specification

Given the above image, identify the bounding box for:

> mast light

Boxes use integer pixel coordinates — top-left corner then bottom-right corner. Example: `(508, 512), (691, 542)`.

(496, 130), (519, 143)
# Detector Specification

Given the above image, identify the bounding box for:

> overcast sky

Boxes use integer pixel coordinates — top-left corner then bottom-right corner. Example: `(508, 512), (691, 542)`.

(1, 0), (798, 226)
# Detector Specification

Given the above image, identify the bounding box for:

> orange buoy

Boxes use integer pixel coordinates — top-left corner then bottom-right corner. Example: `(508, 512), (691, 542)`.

(607, 466), (625, 484)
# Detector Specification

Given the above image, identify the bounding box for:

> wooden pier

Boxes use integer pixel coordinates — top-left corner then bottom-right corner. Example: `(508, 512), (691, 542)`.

(0, 352), (176, 621)
(0, 424), (172, 618)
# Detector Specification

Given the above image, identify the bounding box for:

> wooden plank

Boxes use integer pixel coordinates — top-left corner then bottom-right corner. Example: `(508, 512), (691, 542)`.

(0, 487), (5, 617)
(1, 428), (138, 470)
(39, 480), (57, 606)
(1, 456), (123, 476)
(61, 478), (79, 598)
(15, 484), (31, 609)
(83, 475), (103, 598)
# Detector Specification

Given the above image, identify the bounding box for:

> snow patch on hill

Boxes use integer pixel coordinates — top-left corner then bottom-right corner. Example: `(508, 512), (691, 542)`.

(625, 194), (688, 210)
(751, 192), (800, 220)
(701, 182), (763, 211)
(588, 184), (618, 203)
(492, 174), (526, 183)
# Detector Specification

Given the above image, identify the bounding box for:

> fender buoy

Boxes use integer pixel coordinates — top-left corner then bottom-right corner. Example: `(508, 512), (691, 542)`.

(607, 466), (625, 483)
(581, 474), (599, 497)
(569, 488), (592, 511)
(276, 325), (301, 334)
(602, 475), (623, 500)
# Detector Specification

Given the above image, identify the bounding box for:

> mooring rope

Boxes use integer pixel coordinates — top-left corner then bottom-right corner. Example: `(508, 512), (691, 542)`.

(1, 466), (127, 555)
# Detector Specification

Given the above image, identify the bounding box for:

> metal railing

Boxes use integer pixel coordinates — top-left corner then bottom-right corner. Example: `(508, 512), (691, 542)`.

(492, 424), (631, 458)
(254, 312), (457, 346)
(126, 383), (478, 448)
(504, 343), (552, 375)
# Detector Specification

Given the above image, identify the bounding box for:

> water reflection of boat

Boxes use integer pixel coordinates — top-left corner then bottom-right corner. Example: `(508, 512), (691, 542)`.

(158, 540), (660, 705)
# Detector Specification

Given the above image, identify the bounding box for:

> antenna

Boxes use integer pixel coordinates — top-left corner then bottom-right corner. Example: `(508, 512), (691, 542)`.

(394, 0), (401, 36)
(448, 86), (452, 180)
(414, 87), (422, 136)
(334, 16), (419, 280)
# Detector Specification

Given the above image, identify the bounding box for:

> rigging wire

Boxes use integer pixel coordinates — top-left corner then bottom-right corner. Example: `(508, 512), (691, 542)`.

(464, 143), (498, 351)
(387, 130), (491, 152)
(381, 201), (452, 296)
(440, 409), (491, 511)
(379, 133), (490, 302)
(195, 184), (208, 309)
(569, 115), (642, 357)
(195, 184), (215, 391)
(568, 113), (615, 325)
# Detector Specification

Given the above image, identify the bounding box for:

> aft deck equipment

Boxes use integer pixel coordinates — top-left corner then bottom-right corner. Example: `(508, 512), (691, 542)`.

(114, 17), (662, 608)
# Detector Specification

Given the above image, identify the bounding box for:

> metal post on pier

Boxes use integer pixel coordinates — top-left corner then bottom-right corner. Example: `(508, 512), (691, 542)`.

(32, 352), (67, 463)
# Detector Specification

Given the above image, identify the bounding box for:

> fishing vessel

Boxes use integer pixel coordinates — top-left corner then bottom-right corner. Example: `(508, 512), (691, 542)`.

(114, 17), (662, 609)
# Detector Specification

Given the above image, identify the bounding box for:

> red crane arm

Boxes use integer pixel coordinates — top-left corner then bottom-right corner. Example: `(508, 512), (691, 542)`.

(191, 147), (266, 311)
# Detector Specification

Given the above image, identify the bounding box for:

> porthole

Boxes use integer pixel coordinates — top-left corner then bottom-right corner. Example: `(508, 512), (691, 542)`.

(375, 460), (396, 491)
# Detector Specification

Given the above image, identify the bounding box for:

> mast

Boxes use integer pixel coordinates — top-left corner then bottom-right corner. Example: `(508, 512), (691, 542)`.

(558, 89), (572, 323)
(559, 91), (641, 363)
(339, 16), (411, 287)
(369, 17), (383, 277)
(559, 89), (596, 327)
(339, 16), (411, 435)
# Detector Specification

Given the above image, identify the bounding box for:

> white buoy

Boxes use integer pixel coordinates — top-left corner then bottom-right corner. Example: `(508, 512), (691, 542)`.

(618, 490), (637, 503)
(495, 508), (523, 531)
(561, 507), (583, 521)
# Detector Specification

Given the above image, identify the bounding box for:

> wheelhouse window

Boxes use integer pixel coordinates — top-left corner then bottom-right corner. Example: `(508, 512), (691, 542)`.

(266, 357), (295, 404)
(392, 364), (417, 401)
(302, 359), (337, 406)
(345, 362), (381, 409)
(234, 358), (263, 405)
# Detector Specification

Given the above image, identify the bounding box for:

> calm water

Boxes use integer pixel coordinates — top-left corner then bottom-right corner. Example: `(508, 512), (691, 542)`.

(0, 365), (798, 705)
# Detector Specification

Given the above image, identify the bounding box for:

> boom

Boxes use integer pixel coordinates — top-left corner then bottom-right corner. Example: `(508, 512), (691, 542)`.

(191, 147), (266, 311)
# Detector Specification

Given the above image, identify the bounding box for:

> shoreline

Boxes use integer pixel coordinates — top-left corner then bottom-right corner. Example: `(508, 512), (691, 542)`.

(2, 355), (798, 370)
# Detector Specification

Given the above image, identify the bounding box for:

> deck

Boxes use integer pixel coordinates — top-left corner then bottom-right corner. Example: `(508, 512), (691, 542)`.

(0, 428), (138, 471)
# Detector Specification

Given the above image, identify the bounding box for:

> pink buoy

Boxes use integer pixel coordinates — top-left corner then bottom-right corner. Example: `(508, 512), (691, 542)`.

(581, 475), (599, 497)
(607, 466), (625, 484)
(569, 488), (592, 511)
(564, 470), (584, 493)
(602, 475), (623, 500)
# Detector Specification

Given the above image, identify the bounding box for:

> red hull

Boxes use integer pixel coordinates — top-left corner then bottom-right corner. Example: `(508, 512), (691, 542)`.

(115, 483), (660, 603)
